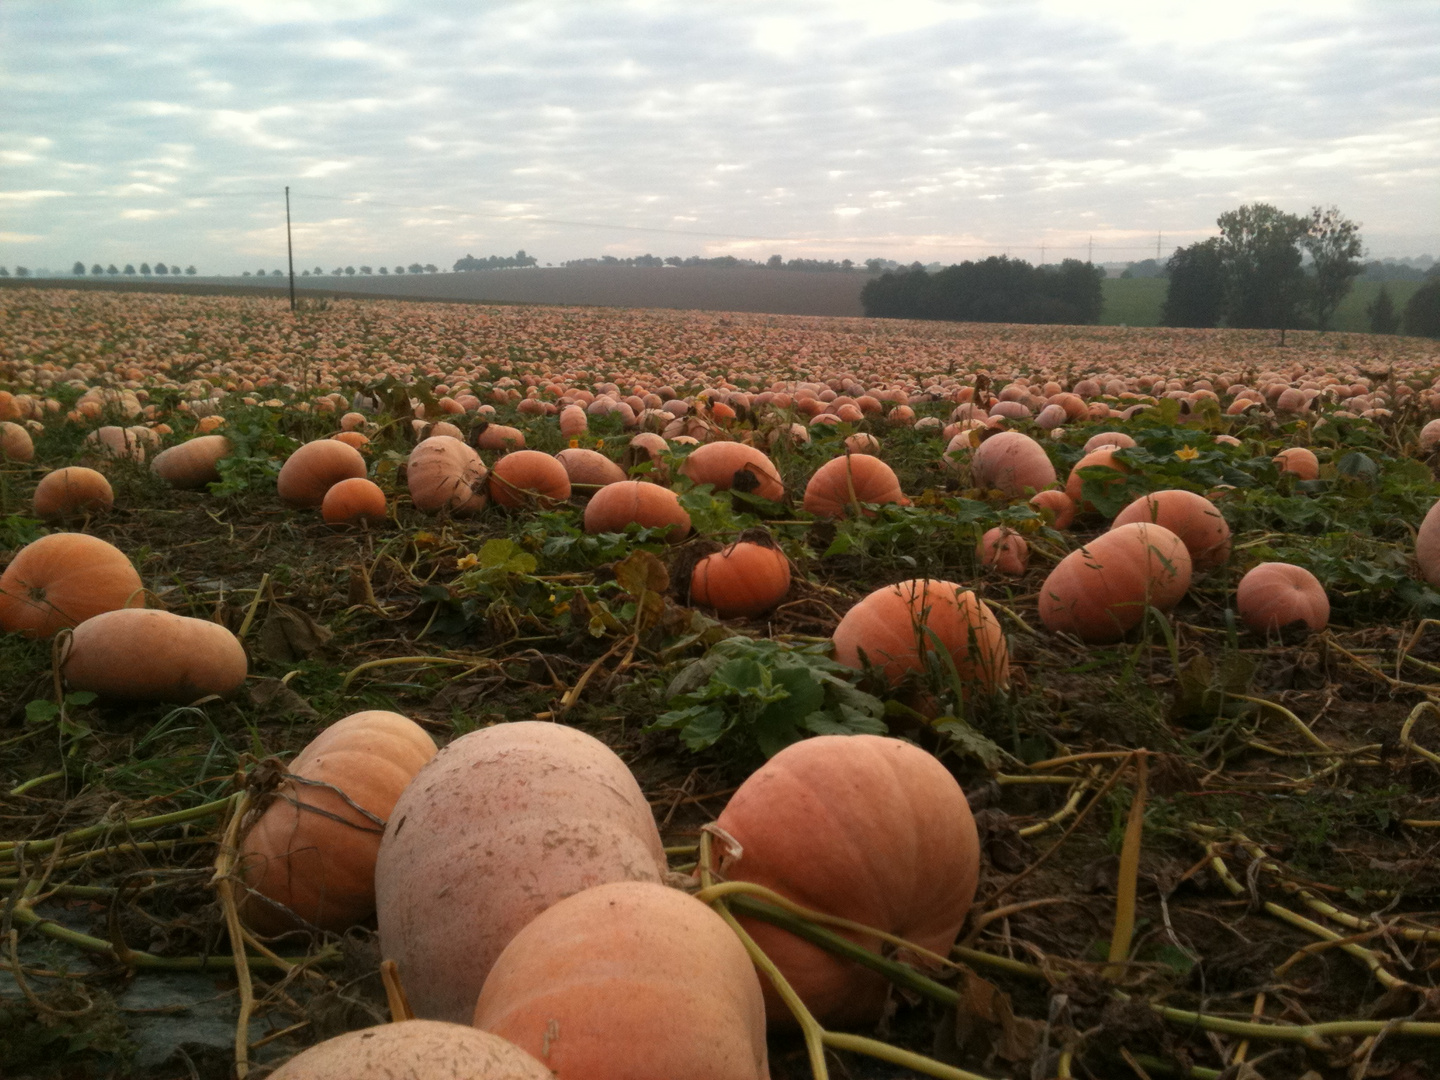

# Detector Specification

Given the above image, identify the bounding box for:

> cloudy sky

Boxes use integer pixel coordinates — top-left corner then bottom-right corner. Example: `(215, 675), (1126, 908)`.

(2, 0), (1437, 275)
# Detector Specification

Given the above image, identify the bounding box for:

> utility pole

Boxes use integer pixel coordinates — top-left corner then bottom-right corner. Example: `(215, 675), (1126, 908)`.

(1156, 231), (1161, 261)
(1040, 242), (1046, 266)
(1087, 236), (1093, 264)
(285, 185), (296, 312)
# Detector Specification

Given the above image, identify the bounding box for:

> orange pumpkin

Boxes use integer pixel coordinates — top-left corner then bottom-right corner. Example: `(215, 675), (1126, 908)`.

(0, 421), (34, 462)
(1417, 500), (1440, 585)
(151, 434), (232, 490)
(407, 436), (487, 515)
(375, 722), (667, 1022)
(474, 882), (770, 1080)
(1038, 522), (1192, 644)
(277, 439), (368, 507)
(969, 431), (1056, 496)
(322, 477), (388, 525)
(977, 526), (1028, 575)
(714, 735), (980, 1026)
(33, 467), (114, 520)
(1274, 446), (1320, 480)
(1063, 446), (1131, 511)
(555, 447), (626, 487)
(584, 480), (691, 540)
(802, 454), (908, 518)
(681, 443), (784, 502)
(1111, 489), (1232, 571)
(832, 579), (1009, 693)
(240, 711), (436, 936)
(62, 608), (246, 701)
(1029, 488), (1076, 529)
(489, 450), (572, 509)
(331, 430), (370, 450)
(1236, 562), (1329, 633)
(690, 540), (791, 618)
(1082, 431), (1136, 454)
(267, 1020), (553, 1079)
(0, 533), (144, 637)
(473, 423), (526, 451)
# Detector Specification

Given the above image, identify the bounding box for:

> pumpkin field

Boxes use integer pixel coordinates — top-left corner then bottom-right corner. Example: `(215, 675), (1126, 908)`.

(9, 286), (1440, 1080)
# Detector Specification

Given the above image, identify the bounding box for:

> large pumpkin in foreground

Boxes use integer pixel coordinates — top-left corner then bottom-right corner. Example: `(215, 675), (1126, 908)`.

(474, 882), (770, 1080)
(714, 735), (980, 1027)
(62, 608), (247, 701)
(1416, 500), (1440, 586)
(690, 541), (791, 619)
(267, 1020), (552, 1079)
(1038, 522), (1192, 644)
(1236, 562), (1329, 633)
(0, 532), (144, 637)
(832, 579), (1009, 694)
(240, 711), (437, 936)
(375, 722), (667, 1023)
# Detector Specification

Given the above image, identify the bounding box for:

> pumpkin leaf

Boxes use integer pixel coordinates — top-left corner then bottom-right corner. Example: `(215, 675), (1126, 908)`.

(933, 716), (1003, 770)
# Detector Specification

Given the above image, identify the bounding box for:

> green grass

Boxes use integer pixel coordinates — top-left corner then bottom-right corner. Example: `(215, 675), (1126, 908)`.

(1099, 275), (1425, 334)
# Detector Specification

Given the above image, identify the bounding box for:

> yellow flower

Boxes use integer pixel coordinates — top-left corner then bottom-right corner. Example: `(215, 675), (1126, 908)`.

(595, 439), (604, 448)
(456, 553), (479, 570)
(1175, 446), (1200, 461)
(569, 438), (579, 448)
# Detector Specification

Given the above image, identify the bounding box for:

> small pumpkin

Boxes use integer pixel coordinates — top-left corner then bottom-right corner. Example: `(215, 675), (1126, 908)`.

(1038, 522), (1192, 644)
(977, 526), (1028, 575)
(151, 434), (232, 490)
(1274, 446), (1320, 480)
(802, 454), (908, 518)
(62, 608), (246, 701)
(832, 579), (1009, 694)
(240, 711), (436, 936)
(407, 436), (487, 515)
(1111, 489), (1232, 571)
(583, 480), (691, 540)
(267, 1020), (553, 1080)
(1029, 488), (1076, 529)
(0, 532), (143, 637)
(331, 429), (370, 450)
(322, 477), (388, 525)
(474, 882), (770, 1080)
(375, 722), (667, 1023)
(681, 443), (784, 502)
(714, 735), (980, 1027)
(968, 431), (1056, 496)
(33, 467), (114, 520)
(277, 440), (368, 507)
(489, 450), (572, 509)
(1236, 562), (1329, 633)
(690, 540), (791, 618)
(473, 423), (526, 451)
(1063, 446), (1131, 511)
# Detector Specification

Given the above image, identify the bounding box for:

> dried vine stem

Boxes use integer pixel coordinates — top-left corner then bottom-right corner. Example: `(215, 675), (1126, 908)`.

(212, 788), (255, 1078)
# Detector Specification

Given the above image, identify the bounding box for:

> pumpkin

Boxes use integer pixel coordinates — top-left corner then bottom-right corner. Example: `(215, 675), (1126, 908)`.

(1236, 562), (1329, 633)
(489, 450), (572, 509)
(322, 477), (388, 525)
(240, 711), (436, 936)
(1274, 446), (1320, 480)
(1038, 522), (1192, 644)
(0, 421), (34, 462)
(1082, 431), (1136, 454)
(407, 436), (487, 515)
(473, 423), (526, 451)
(62, 608), (246, 700)
(556, 448), (626, 487)
(1420, 419), (1440, 454)
(1111, 489), (1232, 571)
(1029, 488), (1076, 529)
(843, 432), (880, 455)
(0, 533), (144, 637)
(33, 467), (114, 520)
(832, 579), (1009, 694)
(267, 1020), (553, 1080)
(277, 439), (368, 507)
(1064, 446), (1131, 511)
(583, 480), (691, 540)
(681, 443), (784, 502)
(86, 425), (146, 463)
(1418, 500), (1440, 586)
(332, 429), (371, 450)
(802, 454), (908, 518)
(977, 527), (1028, 575)
(151, 434), (232, 490)
(339, 411), (368, 432)
(559, 404), (589, 437)
(690, 540), (791, 618)
(968, 431), (1056, 496)
(714, 734), (980, 1026)
(375, 722), (667, 1022)
(474, 882), (770, 1080)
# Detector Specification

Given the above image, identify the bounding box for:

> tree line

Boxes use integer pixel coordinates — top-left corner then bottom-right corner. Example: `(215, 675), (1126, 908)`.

(860, 257), (1105, 325)
(69, 261), (197, 276)
(1162, 203), (1440, 338)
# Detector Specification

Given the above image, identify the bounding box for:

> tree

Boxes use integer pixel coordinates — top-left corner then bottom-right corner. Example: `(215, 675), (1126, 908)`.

(271, 269), (283, 277)
(394, 265), (404, 274)
(106, 264), (119, 275)
(1161, 240), (1225, 328)
(378, 266), (389, 275)
(0, 267), (8, 277)
(1304, 205), (1364, 330)
(185, 266), (197, 275)
(408, 262), (423, 274)
(1216, 203), (1309, 336)
(424, 264), (438, 273)
(1405, 278), (1440, 338)
(140, 263), (151, 275)
(360, 266), (372, 275)
(314, 266), (323, 276)
(72, 261), (85, 275)
(767, 254), (783, 269)
(14, 267), (28, 277)
(123, 264), (136, 275)
(90, 264), (103, 275)
(1367, 284), (1400, 334)
(345, 266), (356, 276)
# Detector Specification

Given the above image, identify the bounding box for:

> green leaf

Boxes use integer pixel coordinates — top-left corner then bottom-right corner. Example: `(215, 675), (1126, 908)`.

(25, 700), (59, 725)
(934, 716), (1003, 769)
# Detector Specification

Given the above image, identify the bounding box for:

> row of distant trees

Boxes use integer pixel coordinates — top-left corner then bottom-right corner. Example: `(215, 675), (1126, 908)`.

(860, 257), (1106, 325)
(1160, 203), (1440, 338)
(69, 261), (196, 276)
(239, 265), (443, 277)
